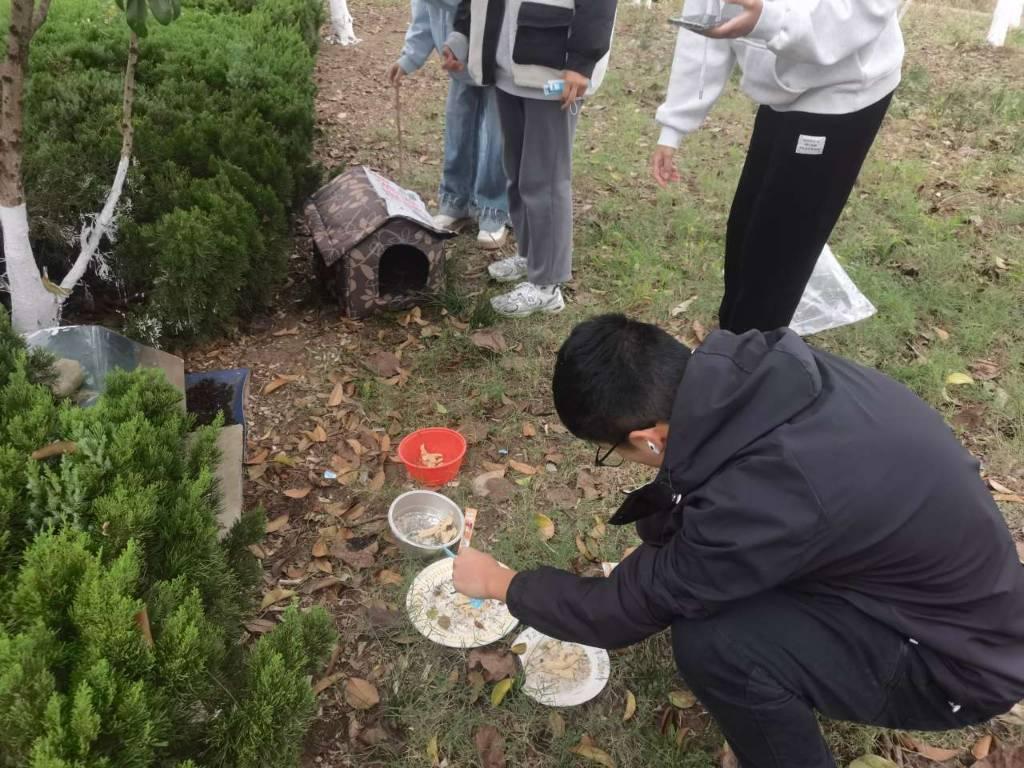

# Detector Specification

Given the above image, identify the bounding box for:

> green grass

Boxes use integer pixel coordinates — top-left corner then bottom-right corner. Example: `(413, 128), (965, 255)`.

(321, 3), (1024, 765)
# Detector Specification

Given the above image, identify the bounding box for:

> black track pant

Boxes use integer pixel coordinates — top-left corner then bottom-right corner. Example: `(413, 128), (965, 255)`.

(718, 92), (893, 333)
(672, 590), (1003, 768)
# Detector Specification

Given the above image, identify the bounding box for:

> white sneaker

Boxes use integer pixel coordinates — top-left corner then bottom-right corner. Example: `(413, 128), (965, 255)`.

(487, 254), (528, 283)
(490, 282), (565, 317)
(477, 225), (507, 250)
(432, 213), (468, 231)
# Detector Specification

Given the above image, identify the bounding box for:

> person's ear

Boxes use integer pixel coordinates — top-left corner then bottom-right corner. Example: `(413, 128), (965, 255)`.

(626, 422), (669, 457)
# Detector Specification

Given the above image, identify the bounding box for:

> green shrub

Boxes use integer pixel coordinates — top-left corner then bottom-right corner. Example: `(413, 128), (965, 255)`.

(22, 0), (321, 341)
(0, 310), (336, 766)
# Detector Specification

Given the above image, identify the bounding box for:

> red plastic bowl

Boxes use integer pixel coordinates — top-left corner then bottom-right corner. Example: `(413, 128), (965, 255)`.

(397, 427), (467, 487)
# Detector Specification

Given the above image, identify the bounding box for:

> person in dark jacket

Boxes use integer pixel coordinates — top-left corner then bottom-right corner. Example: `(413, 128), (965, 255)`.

(453, 314), (1024, 767)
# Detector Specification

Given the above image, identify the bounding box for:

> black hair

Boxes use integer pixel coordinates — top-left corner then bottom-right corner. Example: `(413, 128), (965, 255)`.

(551, 314), (691, 444)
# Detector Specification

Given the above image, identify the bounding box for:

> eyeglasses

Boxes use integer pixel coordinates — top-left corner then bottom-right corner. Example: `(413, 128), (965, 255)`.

(594, 441), (624, 468)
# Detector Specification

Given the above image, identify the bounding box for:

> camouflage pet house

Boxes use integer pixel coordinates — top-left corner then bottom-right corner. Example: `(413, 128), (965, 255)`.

(305, 166), (453, 318)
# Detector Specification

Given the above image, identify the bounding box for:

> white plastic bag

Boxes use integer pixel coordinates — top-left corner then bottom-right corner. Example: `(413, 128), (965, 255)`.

(789, 244), (876, 337)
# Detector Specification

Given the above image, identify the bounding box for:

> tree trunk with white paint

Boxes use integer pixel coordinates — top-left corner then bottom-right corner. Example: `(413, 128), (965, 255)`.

(2, 9), (139, 333)
(987, 0), (1023, 45)
(328, 0), (360, 45)
(1, 0), (58, 331)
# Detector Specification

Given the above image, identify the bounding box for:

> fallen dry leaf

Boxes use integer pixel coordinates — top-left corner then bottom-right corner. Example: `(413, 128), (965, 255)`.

(970, 359), (1002, 381)
(470, 329), (508, 354)
(848, 757), (898, 768)
(975, 745), (1024, 768)
(576, 535), (597, 561)
(995, 494), (1024, 504)
(467, 670), (487, 702)
(309, 424), (328, 443)
(720, 742), (740, 768)
(490, 677), (514, 706)
(469, 648), (517, 682)
(946, 372), (974, 386)
(345, 677), (380, 710)
(898, 734), (960, 762)
(577, 470), (601, 501)
(262, 374), (299, 395)
(368, 470), (386, 492)
(509, 459), (537, 476)
(623, 691), (637, 721)
(332, 544), (376, 570)
(245, 447), (269, 465)
(990, 478), (1016, 494)
(522, 422), (537, 438)
(510, 643), (527, 655)
(535, 513), (555, 541)
(668, 690), (697, 709)
(933, 326), (950, 342)
(427, 735), (440, 766)
(265, 514), (289, 533)
(31, 441), (78, 461)
(244, 618), (277, 635)
(313, 671), (345, 694)
(272, 452), (297, 467)
(570, 737), (616, 768)
(364, 603), (404, 630)
(972, 735), (993, 760)
(283, 486), (312, 500)
(328, 382), (346, 407)
(473, 469), (507, 497)
(549, 711), (566, 738)
(364, 350), (402, 378)
(313, 558), (334, 574)
(377, 569), (404, 586)
(546, 486), (578, 508)
(670, 295), (698, 317)
(474, 725), (507, 768)
(312, 540), (329, 558)
(304, 575), (343, 593)
(272, 325), (300, 337)
(260, 587), (296, 611)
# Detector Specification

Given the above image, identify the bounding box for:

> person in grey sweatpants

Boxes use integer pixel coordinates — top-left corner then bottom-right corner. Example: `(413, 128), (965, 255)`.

(494, 93), (577, 289)
(444, 0), (617, 318)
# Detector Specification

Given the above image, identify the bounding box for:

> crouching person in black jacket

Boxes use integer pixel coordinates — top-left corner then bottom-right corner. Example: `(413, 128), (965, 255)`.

(453, 313), (1024, 767)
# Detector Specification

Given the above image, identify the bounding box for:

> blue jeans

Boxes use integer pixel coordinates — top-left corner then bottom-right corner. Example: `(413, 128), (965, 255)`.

(438, 78), (509, 233)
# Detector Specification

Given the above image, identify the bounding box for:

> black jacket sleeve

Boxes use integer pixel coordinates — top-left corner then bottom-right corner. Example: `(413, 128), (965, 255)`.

(505, 453), (826, 648)
(453, 0), (471, 38)
(565, 0), (617, 78)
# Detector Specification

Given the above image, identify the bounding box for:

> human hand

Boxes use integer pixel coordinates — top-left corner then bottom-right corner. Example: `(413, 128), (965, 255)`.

(703, 0), (763, 38)
(561, 70), (589, 109)
(441, 46), (464, 72)
(651, 145), (680, 188)
(452, 547), (516, 601)
(387, 62), (405, 86)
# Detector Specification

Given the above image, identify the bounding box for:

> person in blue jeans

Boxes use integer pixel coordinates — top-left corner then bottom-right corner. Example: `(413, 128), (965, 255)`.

(389, 0), (510, 249)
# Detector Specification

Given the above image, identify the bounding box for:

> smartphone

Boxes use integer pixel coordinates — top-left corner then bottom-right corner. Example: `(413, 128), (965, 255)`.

(668, 13), (728, 32)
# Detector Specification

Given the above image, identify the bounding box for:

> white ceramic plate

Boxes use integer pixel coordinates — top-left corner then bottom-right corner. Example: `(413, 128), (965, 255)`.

(513, 627), (610, 707)
(406, 558), (518, 648)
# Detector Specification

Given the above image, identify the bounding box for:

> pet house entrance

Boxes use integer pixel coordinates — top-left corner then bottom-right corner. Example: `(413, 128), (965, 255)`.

(378, 244), (429, 299)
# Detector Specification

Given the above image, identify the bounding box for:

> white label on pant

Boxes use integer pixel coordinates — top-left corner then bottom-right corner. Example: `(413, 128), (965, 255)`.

(796, 135), (826, 155)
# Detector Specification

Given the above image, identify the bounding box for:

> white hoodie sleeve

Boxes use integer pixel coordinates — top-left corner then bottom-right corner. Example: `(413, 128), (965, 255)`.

(655, 31), (736, 149)
(748, 0), (901, 66)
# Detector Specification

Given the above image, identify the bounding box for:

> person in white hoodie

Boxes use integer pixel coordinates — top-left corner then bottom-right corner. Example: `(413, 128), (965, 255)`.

(652, 0), (903, 333)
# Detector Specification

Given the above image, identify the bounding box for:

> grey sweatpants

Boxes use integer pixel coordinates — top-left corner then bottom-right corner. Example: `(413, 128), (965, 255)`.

(495, 89), (580, 286)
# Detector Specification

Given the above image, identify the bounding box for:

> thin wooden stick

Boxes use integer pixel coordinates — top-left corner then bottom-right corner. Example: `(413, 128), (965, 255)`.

(393, 84), (405, 181)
